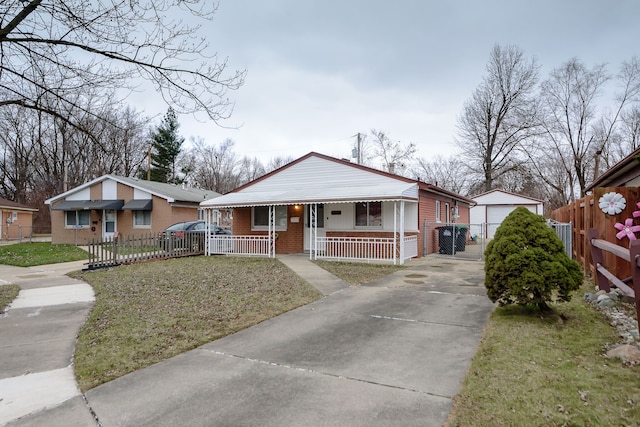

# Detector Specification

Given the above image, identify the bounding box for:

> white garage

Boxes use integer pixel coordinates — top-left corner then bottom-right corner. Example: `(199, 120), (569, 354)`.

(469, 190), (544, 238)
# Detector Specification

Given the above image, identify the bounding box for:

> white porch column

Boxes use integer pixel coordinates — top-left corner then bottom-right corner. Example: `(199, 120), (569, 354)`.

(269, 205), (275, 258)
(310, 203), (317, 260)
(400, 200), (405, 265)
(393, 202), (397, 265)
(204, 209), (210, 256)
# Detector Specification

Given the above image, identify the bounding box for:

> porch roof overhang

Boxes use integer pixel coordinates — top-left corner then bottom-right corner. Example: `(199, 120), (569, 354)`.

(52, 199), (124, 211)
(122, 199), (152, 211)
(200, 183), (419, 209)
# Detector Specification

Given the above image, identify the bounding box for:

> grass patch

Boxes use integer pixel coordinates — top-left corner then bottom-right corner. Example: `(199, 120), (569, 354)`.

(312, 260), (405, 285)
(446, 283), (640, 426)
(0, 285), (20, 312)
(70, 256), (323, 391)
(0, 242), (88, 266)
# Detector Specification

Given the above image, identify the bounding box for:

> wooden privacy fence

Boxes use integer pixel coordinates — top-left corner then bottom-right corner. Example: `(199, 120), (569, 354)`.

(588, 228), (640, 329)
(86, 231), (204, 270)
(551, 186), (640, 279)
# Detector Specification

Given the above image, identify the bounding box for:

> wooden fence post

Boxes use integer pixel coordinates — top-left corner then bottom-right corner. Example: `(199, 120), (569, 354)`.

(588, 228), (610, 292)
(630, 239), (640, 330)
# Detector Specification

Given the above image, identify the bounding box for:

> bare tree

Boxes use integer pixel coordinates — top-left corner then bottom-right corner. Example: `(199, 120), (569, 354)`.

(539, 57), (640, 198)
(367, 129), (416, 174)
(412, 155), (471, 195)
(610, 105), (640, 162)
(189, 138), (242, 194)
(238, 156), (266, 185)
(0, 1), (245, 131)
(455, 44), (540, 192)
(266, 156), (295, 172)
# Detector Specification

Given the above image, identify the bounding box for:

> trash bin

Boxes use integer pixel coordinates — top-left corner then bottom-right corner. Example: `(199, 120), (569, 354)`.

(436, 226), (455, 254)
(455, 226), (468, 252)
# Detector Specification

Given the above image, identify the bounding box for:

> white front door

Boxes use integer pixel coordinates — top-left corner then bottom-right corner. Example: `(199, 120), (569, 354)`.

(103, 210), (117, 239)
(304, 204), (326, 251)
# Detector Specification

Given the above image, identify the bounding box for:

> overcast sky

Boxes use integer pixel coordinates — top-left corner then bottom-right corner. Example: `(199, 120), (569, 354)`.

(137, 0), (640, 165)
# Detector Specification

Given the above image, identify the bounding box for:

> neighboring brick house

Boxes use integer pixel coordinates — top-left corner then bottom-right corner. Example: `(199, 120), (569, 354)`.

(0, 198), (38, 241)
(200, 152), (473, 263)
(45, 175), (220, 244)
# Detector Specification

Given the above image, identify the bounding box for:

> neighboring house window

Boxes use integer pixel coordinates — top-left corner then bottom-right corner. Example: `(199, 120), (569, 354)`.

(252, 206), (288, 230)
(355, 201), (382, 227)
(65, 211), (90, 228)
(133, 211), (151, 228)
(435, 200), (441, 223)
(445, 203), (450, 223)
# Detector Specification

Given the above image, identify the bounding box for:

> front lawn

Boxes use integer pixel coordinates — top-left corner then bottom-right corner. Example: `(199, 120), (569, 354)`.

(312, 259), (405, 285)
(446, 283), (640, 426)
(0, 285), (20, 312)
(0, 242), (88, 266)
(70, 256), (323, 391)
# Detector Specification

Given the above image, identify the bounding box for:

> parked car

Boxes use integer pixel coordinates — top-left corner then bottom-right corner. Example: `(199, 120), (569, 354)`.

(158, 221), (231, 252)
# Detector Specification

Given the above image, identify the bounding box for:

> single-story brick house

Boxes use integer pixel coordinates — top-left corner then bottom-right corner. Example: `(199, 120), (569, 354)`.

(45, 175), (220, 244)
(0, 198), (39, 241)
(200, 152), (474, 264)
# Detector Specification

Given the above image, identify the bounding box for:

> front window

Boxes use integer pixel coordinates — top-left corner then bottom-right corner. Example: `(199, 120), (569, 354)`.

(252, 206), (288, 230)
(65, 211), (90, 228)
(355, 201), (382, 227)
(133, 210), (151, 227)
(435, 200), (441, 223)
(445, 203), (450, 223)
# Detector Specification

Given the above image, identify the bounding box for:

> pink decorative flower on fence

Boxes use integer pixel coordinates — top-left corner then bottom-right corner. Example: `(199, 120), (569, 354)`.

(633, 202), (640, 218)
(614, 218), (640, 241)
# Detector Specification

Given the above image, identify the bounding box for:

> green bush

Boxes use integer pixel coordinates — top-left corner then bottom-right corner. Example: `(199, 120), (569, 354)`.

(484, 207), (583, 310)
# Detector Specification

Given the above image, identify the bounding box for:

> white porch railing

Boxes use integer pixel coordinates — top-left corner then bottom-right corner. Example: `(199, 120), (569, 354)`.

(316, 237), (397, 262)
(207, 234), (419, 263)
(208, 235), (271, 256)
(403, 235), (418, 260)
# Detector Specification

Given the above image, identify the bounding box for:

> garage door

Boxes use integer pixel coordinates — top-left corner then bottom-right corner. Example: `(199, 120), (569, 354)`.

(486, 205), (536, 238)
(487, 206), (515, 238)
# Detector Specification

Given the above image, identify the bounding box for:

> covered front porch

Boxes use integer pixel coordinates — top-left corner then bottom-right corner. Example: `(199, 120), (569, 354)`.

(201, 200), (419, 265)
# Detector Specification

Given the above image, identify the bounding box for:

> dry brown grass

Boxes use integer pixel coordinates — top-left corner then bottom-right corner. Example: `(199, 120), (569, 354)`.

(70, 256), (322, 391)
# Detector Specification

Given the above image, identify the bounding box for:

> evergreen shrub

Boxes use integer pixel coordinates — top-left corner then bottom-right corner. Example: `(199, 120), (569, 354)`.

(484, 207), (583, 310)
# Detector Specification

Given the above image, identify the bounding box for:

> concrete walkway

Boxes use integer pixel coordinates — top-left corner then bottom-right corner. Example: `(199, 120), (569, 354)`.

(2, 255), (494, 426)
(0, 260), (96, 426)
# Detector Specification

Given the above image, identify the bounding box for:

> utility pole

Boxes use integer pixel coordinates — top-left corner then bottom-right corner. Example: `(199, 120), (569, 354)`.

(147, 145), (151, 180)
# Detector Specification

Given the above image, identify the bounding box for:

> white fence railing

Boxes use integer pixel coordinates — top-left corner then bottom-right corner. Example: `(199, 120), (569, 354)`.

(316, 237), (397, 262)
(208, 235), (271, 256)
(207, 234), (418, 264)
(404, 235), (418, 260)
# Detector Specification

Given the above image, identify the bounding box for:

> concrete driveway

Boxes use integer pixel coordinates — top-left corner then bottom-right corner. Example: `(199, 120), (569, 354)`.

(7, 256), (494, 427)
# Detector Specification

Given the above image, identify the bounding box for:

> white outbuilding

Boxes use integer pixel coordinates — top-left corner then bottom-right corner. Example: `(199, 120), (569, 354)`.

(469, 190), (544, 238)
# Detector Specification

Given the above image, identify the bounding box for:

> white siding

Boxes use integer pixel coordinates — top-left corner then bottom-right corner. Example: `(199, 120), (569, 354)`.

(133, 188), (152, 199)
(245, 156), (410, 194)
(323, 201), (418, 232)
(102, 179), (117, 199)
(326, 203), (353, 230)
(66, 188), (90, 201)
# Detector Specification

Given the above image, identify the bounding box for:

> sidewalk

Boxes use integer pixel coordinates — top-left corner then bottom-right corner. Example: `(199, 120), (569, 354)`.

(0, 260), (96, 426)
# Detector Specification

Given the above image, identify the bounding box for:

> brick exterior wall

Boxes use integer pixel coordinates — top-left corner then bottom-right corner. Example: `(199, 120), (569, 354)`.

(232, 206), (304, 254)
(50, 181), (201, 245)
(1, 210), (34, 240)
(418, 190), (471, 256)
